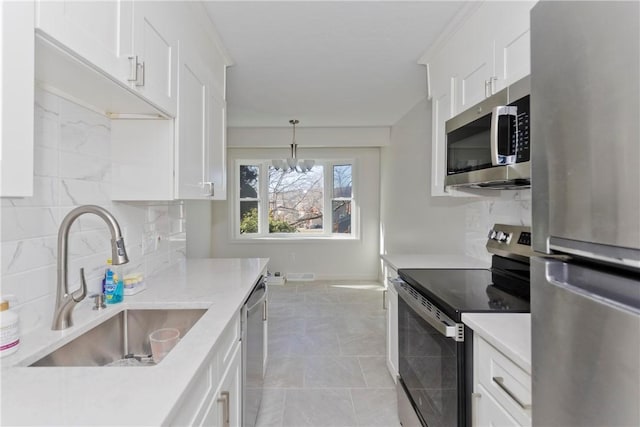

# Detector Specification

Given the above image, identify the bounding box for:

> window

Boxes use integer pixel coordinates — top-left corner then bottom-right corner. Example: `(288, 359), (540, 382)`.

(236, 160), (356, 239)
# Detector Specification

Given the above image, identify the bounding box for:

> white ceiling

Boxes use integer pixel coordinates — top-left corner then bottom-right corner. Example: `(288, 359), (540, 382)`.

(204, 1), (466, 128)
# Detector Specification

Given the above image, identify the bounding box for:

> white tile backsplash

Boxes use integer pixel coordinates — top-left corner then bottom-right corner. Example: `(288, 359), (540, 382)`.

(464, 189), (532, 261)
(0, 88), (186, 333)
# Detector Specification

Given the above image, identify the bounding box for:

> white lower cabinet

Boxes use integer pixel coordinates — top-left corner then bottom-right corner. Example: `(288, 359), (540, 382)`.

(472, 336), (531, 427)
(383, 263), (399, 381)
(200, 342), (242, 427)
(169, 313), (242, 427)
(473, 384), (520, 427)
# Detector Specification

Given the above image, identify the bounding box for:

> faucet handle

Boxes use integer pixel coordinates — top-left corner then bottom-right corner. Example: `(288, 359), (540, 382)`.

(72, 268), (88, 302)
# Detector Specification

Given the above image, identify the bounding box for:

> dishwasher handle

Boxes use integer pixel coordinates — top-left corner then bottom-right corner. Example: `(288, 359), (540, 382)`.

(246, 278), (267, 313)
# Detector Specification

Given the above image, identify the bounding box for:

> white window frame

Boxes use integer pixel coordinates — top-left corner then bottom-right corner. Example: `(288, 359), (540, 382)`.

(233, 159), (359, 241)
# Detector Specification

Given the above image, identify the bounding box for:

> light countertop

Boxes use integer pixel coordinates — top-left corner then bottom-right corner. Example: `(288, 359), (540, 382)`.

(381, 254), (490, 271)
(0, 257), (269, 426)
(462, 313), (531, 373)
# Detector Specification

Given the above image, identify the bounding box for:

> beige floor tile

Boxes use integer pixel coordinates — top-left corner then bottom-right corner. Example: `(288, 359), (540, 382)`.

(257, 280), (398, 426)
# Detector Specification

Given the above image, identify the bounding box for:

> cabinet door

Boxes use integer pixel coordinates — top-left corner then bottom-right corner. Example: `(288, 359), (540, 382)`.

(454, 46), (493, 114)
(175, 47), (211, 200)
(131, 1), (178, 116)
(208, 90), (227, 200)
(430, 87), (453, 196)
(35, 0), (132, 81)
(1, 1), (34, 197)
(451, 31), (494, 113)
(493, 1), (537, 93)
(385, 284), (399, 380)
(474, 384), (520, 427)
(201, 342), (242, 427)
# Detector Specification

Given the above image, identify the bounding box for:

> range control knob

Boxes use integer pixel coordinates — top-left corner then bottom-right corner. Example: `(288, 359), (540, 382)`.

(498, 232), (511, 243)
(488, 229), (497, 240)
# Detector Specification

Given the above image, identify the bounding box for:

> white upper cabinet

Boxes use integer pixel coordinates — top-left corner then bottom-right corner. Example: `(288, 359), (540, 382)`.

(208, 90), (228, 200)
(35, 0), (133, 83)
(175, 46), (213, 199)
(420, 0), (537, 196)
(1, 1), (34, 197)
(35, 0), (178, 117)
(447, 10), (494, 114)
(430, 88), (453, 196)
(493, 1), (538, 93)
(112, 2), (230, 201)
(129, 1), (178, 116)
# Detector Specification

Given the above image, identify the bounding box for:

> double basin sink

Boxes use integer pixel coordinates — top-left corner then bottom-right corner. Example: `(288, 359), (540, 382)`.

(30, 309), (206, 367)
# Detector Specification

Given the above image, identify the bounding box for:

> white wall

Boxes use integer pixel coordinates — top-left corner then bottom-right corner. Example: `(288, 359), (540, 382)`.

(381, 98), (532, 265)
(228, 126), (390, 148)
(381, 98), (468, 255)
(209, 144), (381, 280)
(0, 88), (186, 333)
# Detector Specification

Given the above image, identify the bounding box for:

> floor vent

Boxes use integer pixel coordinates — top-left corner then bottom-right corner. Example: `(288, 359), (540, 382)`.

(286, 272), (316, 281)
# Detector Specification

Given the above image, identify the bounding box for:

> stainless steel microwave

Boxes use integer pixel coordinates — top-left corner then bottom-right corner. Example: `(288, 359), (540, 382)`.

(445, 76), (530, 189)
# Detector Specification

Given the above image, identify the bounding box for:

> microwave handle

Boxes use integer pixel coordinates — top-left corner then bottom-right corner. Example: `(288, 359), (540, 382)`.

(490, 106), (518, 166)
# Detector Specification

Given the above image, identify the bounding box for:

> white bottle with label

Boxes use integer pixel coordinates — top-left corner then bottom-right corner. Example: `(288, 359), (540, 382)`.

(0, 300), (20, 357)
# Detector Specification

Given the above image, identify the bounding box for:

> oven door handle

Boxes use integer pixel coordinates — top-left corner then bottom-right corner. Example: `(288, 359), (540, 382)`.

(394, 280), (463, 341)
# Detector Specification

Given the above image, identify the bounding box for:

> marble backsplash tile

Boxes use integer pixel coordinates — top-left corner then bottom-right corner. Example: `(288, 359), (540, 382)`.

(465, 190), (532, 261)
(0, 88), (186, 333)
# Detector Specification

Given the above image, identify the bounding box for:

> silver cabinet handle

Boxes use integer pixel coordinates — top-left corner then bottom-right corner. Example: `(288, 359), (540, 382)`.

(485, 79), (491, 98)
(135, 60), (145, 87)
(471, 392), (481, 426)
(202, 181), (214, 197)
(218, 390), (230, 427)
(382, 289), (387, 310)
(128, 55), (138, 82)
(492, 376), (531, 410)
(490, 76), (498, 94)
(128, 56), (145, 87)
(263, 300), (267, 321)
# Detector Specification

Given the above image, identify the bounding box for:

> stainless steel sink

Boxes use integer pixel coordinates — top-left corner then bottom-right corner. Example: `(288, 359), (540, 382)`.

(30, 309), (206, 367)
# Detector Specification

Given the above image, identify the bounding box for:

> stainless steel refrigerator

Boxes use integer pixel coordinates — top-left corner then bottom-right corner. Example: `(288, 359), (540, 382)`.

(530, 1), (640, 426)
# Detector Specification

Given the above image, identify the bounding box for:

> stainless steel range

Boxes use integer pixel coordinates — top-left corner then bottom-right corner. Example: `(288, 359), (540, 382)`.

(394, 224), (533, 427)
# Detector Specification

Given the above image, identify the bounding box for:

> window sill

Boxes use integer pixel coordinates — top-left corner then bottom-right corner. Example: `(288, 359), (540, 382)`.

(231, 235), (359, 243)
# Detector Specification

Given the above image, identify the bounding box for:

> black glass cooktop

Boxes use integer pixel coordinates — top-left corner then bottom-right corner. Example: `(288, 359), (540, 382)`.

(397, 267), (530, 321)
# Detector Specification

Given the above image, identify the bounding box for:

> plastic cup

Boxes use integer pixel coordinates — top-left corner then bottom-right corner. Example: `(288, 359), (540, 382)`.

(149, 328), (180, 363)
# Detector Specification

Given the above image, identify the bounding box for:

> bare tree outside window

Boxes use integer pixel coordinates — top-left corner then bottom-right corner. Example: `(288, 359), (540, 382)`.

(239, 165), (259, 234)
(237, 160), (355, 238)
(268, 166), (324, 233)
(332, 164), (352, 234)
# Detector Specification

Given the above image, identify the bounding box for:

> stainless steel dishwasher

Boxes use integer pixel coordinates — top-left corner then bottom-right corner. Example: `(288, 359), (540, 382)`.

(241, 276), (267, 427)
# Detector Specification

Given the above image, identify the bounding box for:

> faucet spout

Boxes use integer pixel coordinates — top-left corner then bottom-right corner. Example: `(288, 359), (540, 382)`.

(52, 205), (129, 330)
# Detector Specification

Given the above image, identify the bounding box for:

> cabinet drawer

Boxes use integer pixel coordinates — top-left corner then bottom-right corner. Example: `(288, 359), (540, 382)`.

(170, 360), (214, 426)
(474, 383), (520, 427)
(216, 313), (241, 374)
(476, 337), (531, 426)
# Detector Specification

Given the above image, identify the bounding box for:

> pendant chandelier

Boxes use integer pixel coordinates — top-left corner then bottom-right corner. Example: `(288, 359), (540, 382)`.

(272, 119), (315, 172)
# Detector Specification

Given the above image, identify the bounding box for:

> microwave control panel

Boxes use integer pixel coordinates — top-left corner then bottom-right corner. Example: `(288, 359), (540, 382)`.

(511, 95), (530, 163)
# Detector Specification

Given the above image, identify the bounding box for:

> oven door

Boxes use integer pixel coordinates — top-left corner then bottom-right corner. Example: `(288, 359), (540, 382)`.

(395, 281), (464, 427)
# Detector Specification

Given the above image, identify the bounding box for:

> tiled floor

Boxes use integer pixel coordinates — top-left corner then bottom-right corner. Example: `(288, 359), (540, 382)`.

(256, 280), (401, 427)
